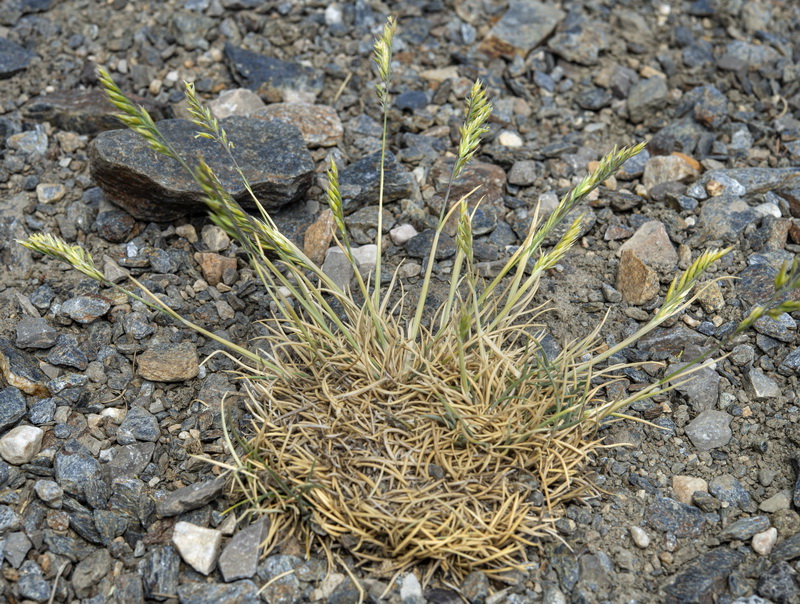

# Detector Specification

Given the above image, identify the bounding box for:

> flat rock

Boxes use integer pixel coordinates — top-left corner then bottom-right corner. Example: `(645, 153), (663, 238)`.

(643, 155), (700, 192)
(0, 338), (50, 397)
(177, 580), (261, 604)
(617, 249), (659, 305)
(0, 37), (36, 79)
(617, 220), (678, 270)
(54, 451), (102, 498)
(339, 151), (415, 214)
(646, 496), (706, 537)
(90, 117), (314, 222)
(253, 103), (343, 148)
(117, 406), (160, 443)
(482, 0), (565, 58)
(23, 89), (171, 135)
(15, 316), (56, 350)
(106, 442), (155, 481)
(662, 549), (745, 603)
(218, 519), (267, 582)
(745, 368), (782, 400)
(699, 193), (761, 240)
(224, 43), (324, 103)
(709, 473), (753, 509)
(698, 168), (800, 198)
(0, 387), (27, 434)
(137, 342), (199, 382)
(548, 19), (608, 66)
(628, 77), (668, 124)
(157, 476), (225, 517)
(60, 295), (111, 324)
(685, 410), (732, 450)
(719, 516), (770, 541)
(757, 561), (799, 603)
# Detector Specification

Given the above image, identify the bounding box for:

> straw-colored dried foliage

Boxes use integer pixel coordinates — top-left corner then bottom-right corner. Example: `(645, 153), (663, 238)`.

(20, 15), (800, 582)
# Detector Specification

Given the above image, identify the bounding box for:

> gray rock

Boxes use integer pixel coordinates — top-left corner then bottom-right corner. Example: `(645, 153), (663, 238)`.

(461, 570), (490, 603)
(0, 387), (27, 432)
(114, 573), (144, 603)
(548, 20), (608, 65)
(15, 316), (57, 349)
(757, 561), (799, 603)
(699, 168), (800, 198)
(224, 43), (324, 102)
(139, 545), (181, 601)
(117, 406), (160, 444)
(550, 544), (580, 592)
(779, 347), (800, 376)
(321, 248), (354, 292)
(177, 580), (261, 604)
(33, 479), (63, 508)
(72, 548), (112, 598)
(709, 474), (753, 510)
(0, 339), (50, 397)
(54, 451), (102, 498)
(91, 117), (314, 222)
(684, 410), (732, 450)
(649, 117), (708, 156)
(157, 476), (226, 517)
(94, 210), (136, 243)
(676, 85), (728, 129)
(719, 516), (770, 541)
(60, 295), (111, 324)
(0, 37), (36, 79)
(404, 229), (456, 260)
(29, 398), (56, 425)
(92, 509), (127, 546)
(627, 77), (668, 124)
(4, 531), (31, 568)
(257, 555), (303, 604)
(745, 368), (782, 400)
(106, 442), (155, 481)
(646, 496), (706, 537)
(772, 531), (800, 561)
(754, 313), (797, 342)
(667, 363), (720, 413)
(720, 41), (779, 70)
(43, 531), (95, 561)
(218, 519), (267, 582)
(662, 549), (745, 603)
(339, 151), (415, 214)
(45, 335), (88, 370)
(17, 560), (50, 602)
(0, 506), (20, 533)
(483, 0), (565, 57)
(699, 194), (761, 241)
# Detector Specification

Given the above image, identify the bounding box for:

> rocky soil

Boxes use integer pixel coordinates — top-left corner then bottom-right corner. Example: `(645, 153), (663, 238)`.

(1, 0), (800, 602)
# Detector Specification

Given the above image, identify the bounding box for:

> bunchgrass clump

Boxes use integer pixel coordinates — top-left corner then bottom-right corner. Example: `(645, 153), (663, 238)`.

(20, 18), (800, 580)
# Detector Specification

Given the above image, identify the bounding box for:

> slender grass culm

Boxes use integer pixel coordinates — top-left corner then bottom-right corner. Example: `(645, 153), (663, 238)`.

(19, 16), (800, 582)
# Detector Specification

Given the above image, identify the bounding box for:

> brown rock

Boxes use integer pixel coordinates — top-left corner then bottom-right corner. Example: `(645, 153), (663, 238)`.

(694, 280), (726, 313)
(195, 253), (237, 286)
(0, 339), (50, 397)
(303, 209), (336, 266)
(643, 155), (700, 192)
(617, 249), (659, 305)
(431, 159), (506, 204)
(617, 221), (678, 270)
(672, 475), (709, 506)
(137, 342), (199, 382)
(252, 104), (343, 148)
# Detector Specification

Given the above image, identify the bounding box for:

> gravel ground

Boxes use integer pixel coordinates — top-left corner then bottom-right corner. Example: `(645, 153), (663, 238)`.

(1, 0), (800, 602)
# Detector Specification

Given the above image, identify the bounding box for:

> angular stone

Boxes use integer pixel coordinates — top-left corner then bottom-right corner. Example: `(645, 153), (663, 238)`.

(321, 248), (354, 291)
(14, 317), (57, 350)
(339, 151), (415, 214)
(23, 89), (170, 135)
(177, 580), (260, 604)
(33, 480), (63, 508)
(700, 194), (761, 241)
(54, 452), (102, 498)
(646, 496), (706, 538)
(17, 560), (50, 602)
(719, 516), (770, 541)
(0, 425), (43, 465)
(139, 545), (181, 601)
(617, 221), (678, 270)
(72, 548), (111, 598)
(0, 387), (27, 432)
(106, 442), (155, 481)
(224, 44), (324, 103)
(157, 476), (225, 517)
(4, 532), (31, 568)
(672, 475), (708, 506)
(754, 313), (796, 343)
(91, 118), (314, 222)
(685, 410), (732, 450)
(117, 406), (160, 444)
(617, 249), (659, 305)
(0, 339), (50, 397)
(0, 37), (36, 79)
(662, 549), (745, 603)
(482, 0), (565, 58)
(137, 342), (199, 382)
(194, 252), (237, 287)
(643, 155), (700, 193)
(548, 20), (608, 66)
(219, 519), (267, 582)
(700, 168), (800, 198)
(303, 209), (336, 266)
(352, 245), (377, 278)
(172, 521), (222, 576)
(745, 368), (782, 400)
(760, 491), (791, 513)
(628, 77), (668, 124)
(757, 561), (800, 603)
(709, 474), (752, 509)
(60, 295), (111, 324)
(94, 210), (137, 243)
(253, 103), (343, 148)
(209, 88), (266, 119)
(667, 363), (720, 413)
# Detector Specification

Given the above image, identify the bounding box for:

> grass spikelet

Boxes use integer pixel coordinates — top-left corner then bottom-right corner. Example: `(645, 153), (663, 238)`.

(19, 233), (105, 281)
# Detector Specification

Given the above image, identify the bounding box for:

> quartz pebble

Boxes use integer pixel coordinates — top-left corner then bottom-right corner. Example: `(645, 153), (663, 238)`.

(0, 426), (44, 465)
(629, 526), (650, 548)
(172, 521), (222, 575)
(752, 527), (778, 556)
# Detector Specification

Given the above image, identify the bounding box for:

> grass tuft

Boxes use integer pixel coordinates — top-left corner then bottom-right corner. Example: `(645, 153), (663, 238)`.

(18, 18), (800, 580)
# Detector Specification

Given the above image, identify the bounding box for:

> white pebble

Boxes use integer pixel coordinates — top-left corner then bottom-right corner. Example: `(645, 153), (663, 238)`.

(752, 527), (777, 556)
(172, 521), (222, 575)
(497, 131), (523, 147)
(629, 525), (650, 548)
(390, 224), (418, 246)
(0, 426), (44, 465)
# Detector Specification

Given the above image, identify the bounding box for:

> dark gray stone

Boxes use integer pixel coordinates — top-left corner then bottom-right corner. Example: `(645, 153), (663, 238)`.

(15, 316), (57, 349)
(0, 506), (20, 532)
(139, 545), (181, 601)
(29, 398), (56, 425)
(90, 118), (314, 222)
(772, 531), (800, 561)
(754, 313), (796, 343)
(94, 210), (136, 243)
(257, 555), (303, 604)
(157, 476), (226, 517)
(708, 474), (752, 510)
(779, 347), (800, 376)
(484, 0), (565, 57)
(117, 406), (160, 444)
(339, 151), (415, 214)
(17, 560), (50, 602)
(114, 573), (144, 603)
(649, 118), (707, 156)
(177, 580), (260, 604)
(646, 496), (706, 537)
(662, 549), (745, 603)
(4, 531), (31, 568)
(93, 509), (128, 546)
(404, 229), (456, 260)
(667, 365), (720, 413)
(461, 571), (490, 604)
(218, 519), (267, 582)
(60, 295), (111, 324)
(719, 516), (770, 541)
(0, 37), (36, 79)
(757, 561), (799, 604)
(676, 85), (728, 129)
(575, 87), (612, 111)
(224, 43), (323, 101)
(0, 338), (50, 397)
(45, 335), (88, 370)
(699, 194), (761, 241)
(43, 531), (95, 561)
(106, 442), (155, 481)
(0, 387), (26, 432)
(395, 90), (429, 112)
(548, 20), (608, 65)
(54, 451), (102, 498)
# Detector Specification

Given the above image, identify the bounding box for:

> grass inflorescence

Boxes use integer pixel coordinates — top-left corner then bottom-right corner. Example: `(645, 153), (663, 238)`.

(19, 17), (800, 581)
